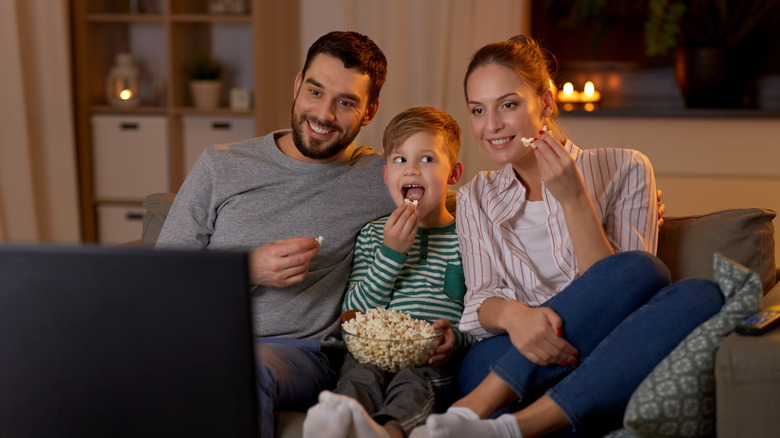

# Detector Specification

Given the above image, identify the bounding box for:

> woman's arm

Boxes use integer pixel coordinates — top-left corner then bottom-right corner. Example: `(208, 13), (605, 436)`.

(533, 134), (614, 272)
(456, 188), (522, 338)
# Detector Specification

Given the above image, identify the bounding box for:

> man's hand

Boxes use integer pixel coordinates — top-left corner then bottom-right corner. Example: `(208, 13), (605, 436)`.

(428, 319), (456, 367)
(248, 237), (320, 287)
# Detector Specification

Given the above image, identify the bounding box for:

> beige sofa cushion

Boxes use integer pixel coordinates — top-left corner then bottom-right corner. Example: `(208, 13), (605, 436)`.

(657, 208), (776, 293)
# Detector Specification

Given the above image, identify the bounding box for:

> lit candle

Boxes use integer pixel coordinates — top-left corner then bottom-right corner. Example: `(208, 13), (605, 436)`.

(556, 82), (580, 103)
(581, 81), (601, 103)
(119, 89), (133, 100)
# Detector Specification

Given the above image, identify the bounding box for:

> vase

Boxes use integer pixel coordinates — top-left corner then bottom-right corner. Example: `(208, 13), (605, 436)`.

(190, 80), (221, 109)
(674, 46), (745, 109)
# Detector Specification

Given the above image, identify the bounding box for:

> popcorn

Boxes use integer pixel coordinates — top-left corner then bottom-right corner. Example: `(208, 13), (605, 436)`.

(342, 307), (440, 372)
(404, 199), (418, 206)
(520, 124), (548, 147)
(315, 236), (324, 246)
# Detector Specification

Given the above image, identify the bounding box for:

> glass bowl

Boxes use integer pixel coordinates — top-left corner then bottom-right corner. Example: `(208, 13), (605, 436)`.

(342, 329), (442, 373)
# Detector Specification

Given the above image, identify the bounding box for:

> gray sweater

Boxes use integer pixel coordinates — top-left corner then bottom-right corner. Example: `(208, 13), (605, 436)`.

(156, 130), (396, 347)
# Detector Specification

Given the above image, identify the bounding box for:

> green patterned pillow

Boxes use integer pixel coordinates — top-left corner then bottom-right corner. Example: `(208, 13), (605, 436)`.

(623, 253), (762, 437)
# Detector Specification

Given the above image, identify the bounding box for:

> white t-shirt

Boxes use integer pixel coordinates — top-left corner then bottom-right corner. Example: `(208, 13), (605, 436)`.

(508, 200), (568, 290)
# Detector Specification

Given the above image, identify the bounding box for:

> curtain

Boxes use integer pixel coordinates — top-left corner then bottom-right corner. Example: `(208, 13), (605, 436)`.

(0, 0), (80, 242)
(300, 0), (531, 188)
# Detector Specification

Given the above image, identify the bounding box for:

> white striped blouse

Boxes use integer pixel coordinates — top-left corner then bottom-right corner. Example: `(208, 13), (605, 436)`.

(456, 140), (658, 339)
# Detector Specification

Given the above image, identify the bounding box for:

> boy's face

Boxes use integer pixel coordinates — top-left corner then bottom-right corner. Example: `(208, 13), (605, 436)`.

(382, 131), (462, 225)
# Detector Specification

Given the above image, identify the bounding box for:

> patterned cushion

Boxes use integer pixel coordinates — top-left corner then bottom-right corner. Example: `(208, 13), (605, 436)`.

(622, 253), (762, 437)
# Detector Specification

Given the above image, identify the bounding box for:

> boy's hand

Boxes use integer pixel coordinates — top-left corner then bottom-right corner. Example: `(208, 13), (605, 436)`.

(383, 203), (419, 254)
(247, 237), (320, 287)
(428, 319), (456, 367)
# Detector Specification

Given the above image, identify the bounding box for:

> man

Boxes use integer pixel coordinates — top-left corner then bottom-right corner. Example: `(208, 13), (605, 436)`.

(156, 31), (396, 437)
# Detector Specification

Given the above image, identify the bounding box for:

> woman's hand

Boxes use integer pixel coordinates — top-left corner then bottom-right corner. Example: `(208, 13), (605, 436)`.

(532, 133), (588, 206)
(428, 319), (456, 367)
(483, 298), (579, 366)
(383, 203), (419, 254)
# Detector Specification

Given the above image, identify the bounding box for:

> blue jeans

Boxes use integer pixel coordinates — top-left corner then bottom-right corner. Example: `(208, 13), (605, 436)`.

(458, 251), (724, 437)
(255, 339), (339, 438)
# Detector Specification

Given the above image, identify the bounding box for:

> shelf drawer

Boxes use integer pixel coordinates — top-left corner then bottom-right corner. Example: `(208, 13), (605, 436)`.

(183, 115), (255, 174)
(97, 204), (146, 245)
(91, 115), (169, 199)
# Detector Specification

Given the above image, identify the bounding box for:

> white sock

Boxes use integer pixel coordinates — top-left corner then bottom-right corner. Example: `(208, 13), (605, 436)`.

(409, 407), (478, 438)
(328, 392), (390, 438)
(302, 390), (352, 438)
(418, 408), (522, 438)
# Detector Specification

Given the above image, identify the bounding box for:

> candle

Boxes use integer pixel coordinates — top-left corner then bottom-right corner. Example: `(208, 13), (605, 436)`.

(556, 81), (601, 108)
(556, 82), (580, 103)
(580, 81), (601, 103)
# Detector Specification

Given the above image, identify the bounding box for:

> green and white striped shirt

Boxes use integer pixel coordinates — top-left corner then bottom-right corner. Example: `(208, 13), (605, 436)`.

(343, 216), (473, 351)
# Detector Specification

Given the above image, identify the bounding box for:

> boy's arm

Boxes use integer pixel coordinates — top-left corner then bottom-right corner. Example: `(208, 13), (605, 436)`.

(342, 222), (408, 313)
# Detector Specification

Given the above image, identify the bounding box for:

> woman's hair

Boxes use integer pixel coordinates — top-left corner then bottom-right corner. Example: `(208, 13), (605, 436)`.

(383, 107), (461, 165)
(464, 35), (561, 134)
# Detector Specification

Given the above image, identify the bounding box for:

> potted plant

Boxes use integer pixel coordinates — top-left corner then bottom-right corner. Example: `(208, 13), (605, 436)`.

(185, 53), (224, 109)
(644, 0), (780, 107)
(545, 0), (780, 107)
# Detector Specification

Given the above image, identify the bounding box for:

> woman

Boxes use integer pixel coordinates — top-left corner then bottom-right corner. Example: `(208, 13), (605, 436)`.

(411, 36), (724, 438)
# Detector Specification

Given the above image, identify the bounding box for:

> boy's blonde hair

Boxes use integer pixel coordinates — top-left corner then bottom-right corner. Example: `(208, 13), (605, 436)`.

(382, 107), (461, 165)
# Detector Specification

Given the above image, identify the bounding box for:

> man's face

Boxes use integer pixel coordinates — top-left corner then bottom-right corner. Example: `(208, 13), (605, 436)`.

(290, 54), (375, 161)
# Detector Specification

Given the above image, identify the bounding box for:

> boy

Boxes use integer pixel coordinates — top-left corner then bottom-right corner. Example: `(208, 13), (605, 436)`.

(303, 107), (472, 438)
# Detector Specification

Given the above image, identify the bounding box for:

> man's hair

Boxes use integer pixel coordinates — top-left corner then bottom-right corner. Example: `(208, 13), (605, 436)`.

(382, 107), (461, 165)
(302, 31), (387, 106)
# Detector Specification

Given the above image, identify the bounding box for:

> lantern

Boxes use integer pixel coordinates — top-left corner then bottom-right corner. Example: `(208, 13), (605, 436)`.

(106, 53), (140, 107)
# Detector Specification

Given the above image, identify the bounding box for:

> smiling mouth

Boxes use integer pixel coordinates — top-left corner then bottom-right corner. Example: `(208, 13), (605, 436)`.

(308, 120), (333, 136)
(403, 184), (425, 202)
(488, 136), (514, 147)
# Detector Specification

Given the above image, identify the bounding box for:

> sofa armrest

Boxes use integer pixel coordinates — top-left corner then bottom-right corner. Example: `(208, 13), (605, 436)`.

(140, 193), (177, 248)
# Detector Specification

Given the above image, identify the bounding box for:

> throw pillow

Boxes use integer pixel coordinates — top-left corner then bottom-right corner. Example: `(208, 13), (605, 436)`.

(623, 253), (762, 437)
(657, 208), (776, 294)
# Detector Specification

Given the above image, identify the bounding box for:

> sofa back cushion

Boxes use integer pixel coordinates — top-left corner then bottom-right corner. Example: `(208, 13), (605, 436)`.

(657, 208), (776, 293)
(141, 193), (776, 293)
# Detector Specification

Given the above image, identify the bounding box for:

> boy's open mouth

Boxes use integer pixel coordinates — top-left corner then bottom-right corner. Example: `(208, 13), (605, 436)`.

(403, 184), (425, 202)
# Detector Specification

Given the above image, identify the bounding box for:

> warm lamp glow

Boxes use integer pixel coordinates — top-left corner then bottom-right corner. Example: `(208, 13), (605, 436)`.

(563, 82), (574, 95)
(106, 52), (140, 107)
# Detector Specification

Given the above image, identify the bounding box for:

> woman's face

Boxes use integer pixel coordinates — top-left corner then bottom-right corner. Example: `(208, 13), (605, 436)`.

(466, 63), (547, 166)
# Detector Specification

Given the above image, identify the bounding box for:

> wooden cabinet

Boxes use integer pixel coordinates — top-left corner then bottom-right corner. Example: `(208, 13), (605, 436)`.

(71, 0), (299, 242)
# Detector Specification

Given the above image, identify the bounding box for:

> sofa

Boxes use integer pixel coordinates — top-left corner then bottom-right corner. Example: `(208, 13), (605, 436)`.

(139, 192), (780, 437)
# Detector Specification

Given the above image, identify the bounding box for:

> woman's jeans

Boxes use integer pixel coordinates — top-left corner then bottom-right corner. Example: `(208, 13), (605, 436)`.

(458, 251), (724, 436)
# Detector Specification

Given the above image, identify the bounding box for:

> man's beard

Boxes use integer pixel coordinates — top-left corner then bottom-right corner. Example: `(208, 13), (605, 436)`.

(290, 111), (357, 161)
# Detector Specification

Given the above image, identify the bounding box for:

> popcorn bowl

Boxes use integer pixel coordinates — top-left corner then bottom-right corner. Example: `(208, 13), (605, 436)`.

(341, 307), (442, 373)
(342, 329), (442, 373)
